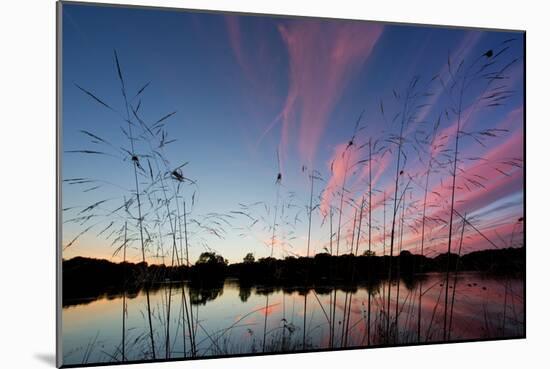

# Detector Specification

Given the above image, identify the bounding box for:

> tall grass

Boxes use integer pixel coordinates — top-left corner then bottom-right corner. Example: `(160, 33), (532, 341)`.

(303, 169), (316, 349)
(263, 152), (282, 353)
(366, 139), (373, 345)
(116, 50), (156, 358)
(121, 221), (127, 361)
(384, 79), (414, 341)
(447, 215), (466, 340)
(417, 115), (441, 342)
(441, 42), (517, 340)
(182, 200), (196, 355)
(63, 40), (522, 362)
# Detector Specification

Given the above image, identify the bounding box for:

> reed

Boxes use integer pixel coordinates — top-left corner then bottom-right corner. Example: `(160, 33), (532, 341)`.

(263, 152), (282, 353)
(182, 201), (196, 355)
(302, 169), (316, 349)
(442, 74), (464, 341)
(63, 40), (522, 361)
(447, 215), (466, 340)
(329, 207), (336, 348)
(341, 206), (358, 347)
(385, 83), (410, 341)
(366, 139), (373, 346)
(121, 221), (127, 361)
(394, 189), (406, 342)
(441, 42), (516, 339)
(417, 115), (441, 342)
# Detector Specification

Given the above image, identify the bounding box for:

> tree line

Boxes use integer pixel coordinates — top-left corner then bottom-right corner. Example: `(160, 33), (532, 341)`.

(63, 247), (524, 304)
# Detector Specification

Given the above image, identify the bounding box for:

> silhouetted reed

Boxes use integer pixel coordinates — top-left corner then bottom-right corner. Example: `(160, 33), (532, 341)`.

(63, 39), (523, 363)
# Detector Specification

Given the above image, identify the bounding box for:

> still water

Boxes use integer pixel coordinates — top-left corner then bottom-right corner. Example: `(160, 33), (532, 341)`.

(62, 272), (524, 365)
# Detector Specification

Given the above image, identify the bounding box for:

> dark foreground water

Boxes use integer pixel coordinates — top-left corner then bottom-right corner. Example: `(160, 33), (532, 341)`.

(62, 272), (524, 365)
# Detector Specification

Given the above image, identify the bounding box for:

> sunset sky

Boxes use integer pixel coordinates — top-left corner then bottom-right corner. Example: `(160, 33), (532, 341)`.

(62, 3), (524, 264)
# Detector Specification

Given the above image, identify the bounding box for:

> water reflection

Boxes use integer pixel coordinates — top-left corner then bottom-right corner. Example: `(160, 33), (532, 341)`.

(62, 272), (524, 365)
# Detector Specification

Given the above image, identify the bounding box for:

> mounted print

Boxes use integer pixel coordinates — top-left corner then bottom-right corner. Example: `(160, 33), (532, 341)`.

(57, 1), (526, 367)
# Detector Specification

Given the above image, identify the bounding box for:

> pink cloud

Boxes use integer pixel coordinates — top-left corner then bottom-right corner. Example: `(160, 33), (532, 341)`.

(225, 15), (281, 106)
(274, 20), (383, 166)
(319, 143), (362, 216)
(353, 105), (523, 256)
(429, 117), (523, 209)
(402, 120), (523, 254)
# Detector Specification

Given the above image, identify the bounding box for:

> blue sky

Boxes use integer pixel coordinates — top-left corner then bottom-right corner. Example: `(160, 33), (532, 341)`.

(62, 3), (524, 264)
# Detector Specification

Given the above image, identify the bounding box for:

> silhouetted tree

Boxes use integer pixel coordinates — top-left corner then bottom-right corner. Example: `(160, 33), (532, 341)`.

(243, 253), (255, 264)
(196, 252), (228, 266)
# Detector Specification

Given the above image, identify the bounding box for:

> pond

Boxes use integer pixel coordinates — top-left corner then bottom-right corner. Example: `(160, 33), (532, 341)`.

(62, 272), (524, 365)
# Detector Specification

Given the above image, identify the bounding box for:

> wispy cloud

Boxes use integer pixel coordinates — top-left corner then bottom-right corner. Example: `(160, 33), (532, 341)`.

(273, 20), (383, 167)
